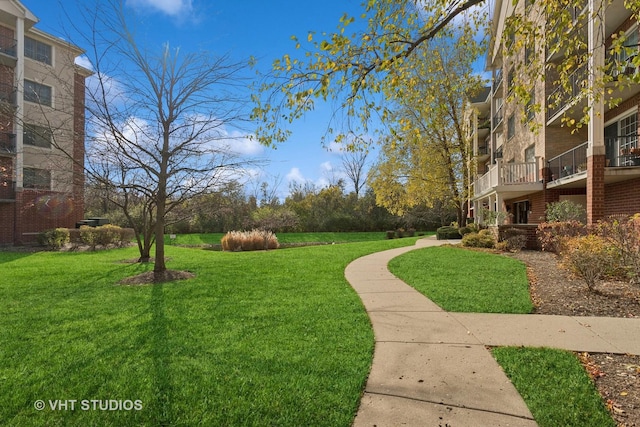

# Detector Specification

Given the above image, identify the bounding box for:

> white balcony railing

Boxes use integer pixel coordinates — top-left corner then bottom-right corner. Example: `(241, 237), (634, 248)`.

(473, 159), (540, 197)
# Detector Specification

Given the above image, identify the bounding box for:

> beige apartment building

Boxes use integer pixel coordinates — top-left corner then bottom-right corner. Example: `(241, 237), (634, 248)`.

(0, 0), (91, 244)
(469, 0), (640, 238)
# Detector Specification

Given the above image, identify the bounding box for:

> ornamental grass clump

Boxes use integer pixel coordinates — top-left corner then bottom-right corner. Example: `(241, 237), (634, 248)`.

(221, 229), (279, 252)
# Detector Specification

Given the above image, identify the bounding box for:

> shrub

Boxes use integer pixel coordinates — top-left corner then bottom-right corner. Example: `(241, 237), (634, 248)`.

(436, 226), (461, 240)
(385, 230), (396, 239)
(94, 224), (122, 246)
(499, 227), (529, 252)
(560, 235), (616, 292)
(38, 228), (70, 250)
(458, 226), (473, 237)
(78, 225), (127, 250)
(221, 229), (279, 252)
(536, 221), (586, 253)
(461, 231), (495, 248)
(119, 228), (136, 247)
(595, 214), (640, 284)
(545, 200), (586, 223)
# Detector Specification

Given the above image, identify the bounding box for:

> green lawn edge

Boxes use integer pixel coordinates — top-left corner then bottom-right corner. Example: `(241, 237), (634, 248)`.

(388, 245), (533, 313)
(492, 347), (615, 427)
(0, 237), (421, 426)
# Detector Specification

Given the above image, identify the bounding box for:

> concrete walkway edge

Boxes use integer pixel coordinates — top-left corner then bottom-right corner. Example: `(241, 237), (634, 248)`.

(345, 236), (640, 427)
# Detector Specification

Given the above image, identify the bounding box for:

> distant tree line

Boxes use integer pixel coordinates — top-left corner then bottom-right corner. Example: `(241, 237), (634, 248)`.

(85, 179), (457, 234)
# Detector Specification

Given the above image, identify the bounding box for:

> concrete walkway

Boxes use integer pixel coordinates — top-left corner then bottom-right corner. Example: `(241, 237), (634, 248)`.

(345, 237), (640, 427)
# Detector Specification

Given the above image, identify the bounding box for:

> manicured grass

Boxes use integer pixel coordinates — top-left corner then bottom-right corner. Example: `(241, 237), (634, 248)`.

(492, 347), (615, 427)
(167, 231), (430, 246)
(0, 237), (421, 426)
(388, 246), (533, 313)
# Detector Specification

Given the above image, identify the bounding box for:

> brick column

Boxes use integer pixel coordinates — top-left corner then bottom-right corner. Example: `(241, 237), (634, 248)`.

(586, 146), (606, 225)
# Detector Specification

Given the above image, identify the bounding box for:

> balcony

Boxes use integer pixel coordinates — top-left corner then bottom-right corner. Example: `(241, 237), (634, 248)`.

(547, 141), (588, 182)
(546, 65), (587, 121)
(492, 104), (504, 129)
(0, 132), (16, 155)
(473, 158), (543, 199)
(607, 135), (640, 167)
(493, 68), (503, 96)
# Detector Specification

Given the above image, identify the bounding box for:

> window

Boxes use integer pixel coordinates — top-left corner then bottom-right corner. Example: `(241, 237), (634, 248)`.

(23, 167), (50, 190)
(24, 124), (52, 149)
(525, 45), (534, 65)
(507, 68), (515, 93)
(24, 80), (52, 106)
(507, 114), (516, 139)
(525, 91), (535, 121)
(25, 36), (52, 65)
(525, 145), (535, 163)
(513, 201), (529, 224)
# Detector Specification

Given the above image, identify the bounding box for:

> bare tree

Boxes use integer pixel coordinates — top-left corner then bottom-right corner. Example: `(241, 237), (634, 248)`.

(340, 148), (369, 198)
(75, 1), (257, 278)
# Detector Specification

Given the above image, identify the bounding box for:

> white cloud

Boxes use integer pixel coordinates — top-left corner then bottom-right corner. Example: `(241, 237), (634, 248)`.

(74, 55), (94, 72)
(320, 161), (333, 173)
(126, 0), (193, 17)
(286, 167), (305, 184)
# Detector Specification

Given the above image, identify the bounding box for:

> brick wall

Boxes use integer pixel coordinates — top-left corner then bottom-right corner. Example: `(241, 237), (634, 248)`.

(13, 190), (80, 244)
(605, 177), (640, 217)
(0, 202), (14, 244)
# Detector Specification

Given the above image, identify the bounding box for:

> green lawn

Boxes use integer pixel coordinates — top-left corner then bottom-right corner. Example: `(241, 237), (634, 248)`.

(390, 246), (615, 426)
(166, 231), (428, 246)
(492, 348), (615, 427)
(0, 237), (420, 426)
(388, 246), (534, 313)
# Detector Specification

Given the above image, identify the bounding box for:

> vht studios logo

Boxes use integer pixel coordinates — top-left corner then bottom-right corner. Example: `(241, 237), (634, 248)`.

(34, 399), (143, 411)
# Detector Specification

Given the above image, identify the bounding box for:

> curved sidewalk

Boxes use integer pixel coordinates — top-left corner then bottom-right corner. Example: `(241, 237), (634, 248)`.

(345, 237), (640, 427)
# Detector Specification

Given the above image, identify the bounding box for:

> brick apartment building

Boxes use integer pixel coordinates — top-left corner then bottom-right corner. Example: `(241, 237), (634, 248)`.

(469, 0), (640, 231)
(0, 1), (91, 245)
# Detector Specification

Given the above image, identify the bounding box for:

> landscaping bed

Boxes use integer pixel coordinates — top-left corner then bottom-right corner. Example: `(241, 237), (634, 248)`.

(509, 250), (640, 426)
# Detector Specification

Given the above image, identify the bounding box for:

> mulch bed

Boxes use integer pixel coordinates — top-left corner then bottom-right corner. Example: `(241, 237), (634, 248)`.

(508, 250), (640, 426)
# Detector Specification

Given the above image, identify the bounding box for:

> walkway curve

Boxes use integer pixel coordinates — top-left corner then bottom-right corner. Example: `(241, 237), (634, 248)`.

(345, 236), (640, 427)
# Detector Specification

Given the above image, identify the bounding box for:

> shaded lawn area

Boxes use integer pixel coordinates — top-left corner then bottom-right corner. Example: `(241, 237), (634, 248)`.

(388, 246), (534, 313)
(0, 238), (420, 426)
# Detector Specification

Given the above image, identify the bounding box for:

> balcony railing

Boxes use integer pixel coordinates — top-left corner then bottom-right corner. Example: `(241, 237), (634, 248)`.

(0, 34), (17, 58)
(492, 103), (504, 129)
(477, 144), (489, 155)
(493, 68), (503, 95)
(547, 141), (588, 181)
(547, 65), (587, 119)
(474, 159), (540, 197)
(0, 132), (16, 154)
(607, 135), (640, 167)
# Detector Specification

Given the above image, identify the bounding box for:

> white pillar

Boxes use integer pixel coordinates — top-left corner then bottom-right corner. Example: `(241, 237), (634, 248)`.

(14, 16), (24, 189)
(587, 0), (605, 156)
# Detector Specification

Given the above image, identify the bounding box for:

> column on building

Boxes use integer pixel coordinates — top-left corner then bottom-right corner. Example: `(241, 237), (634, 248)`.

(586, 0), (606, 224)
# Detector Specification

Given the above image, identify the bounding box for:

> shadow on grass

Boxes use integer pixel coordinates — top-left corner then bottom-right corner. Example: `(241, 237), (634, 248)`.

(149, 283), (174, 425)
(0, 250), (36, 264)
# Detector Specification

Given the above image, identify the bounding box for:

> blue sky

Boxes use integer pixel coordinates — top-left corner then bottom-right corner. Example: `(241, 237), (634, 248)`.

(24, 0), (375, 198)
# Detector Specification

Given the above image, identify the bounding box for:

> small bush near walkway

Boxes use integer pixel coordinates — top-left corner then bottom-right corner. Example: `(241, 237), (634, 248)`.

(221, 229), (280, 251)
